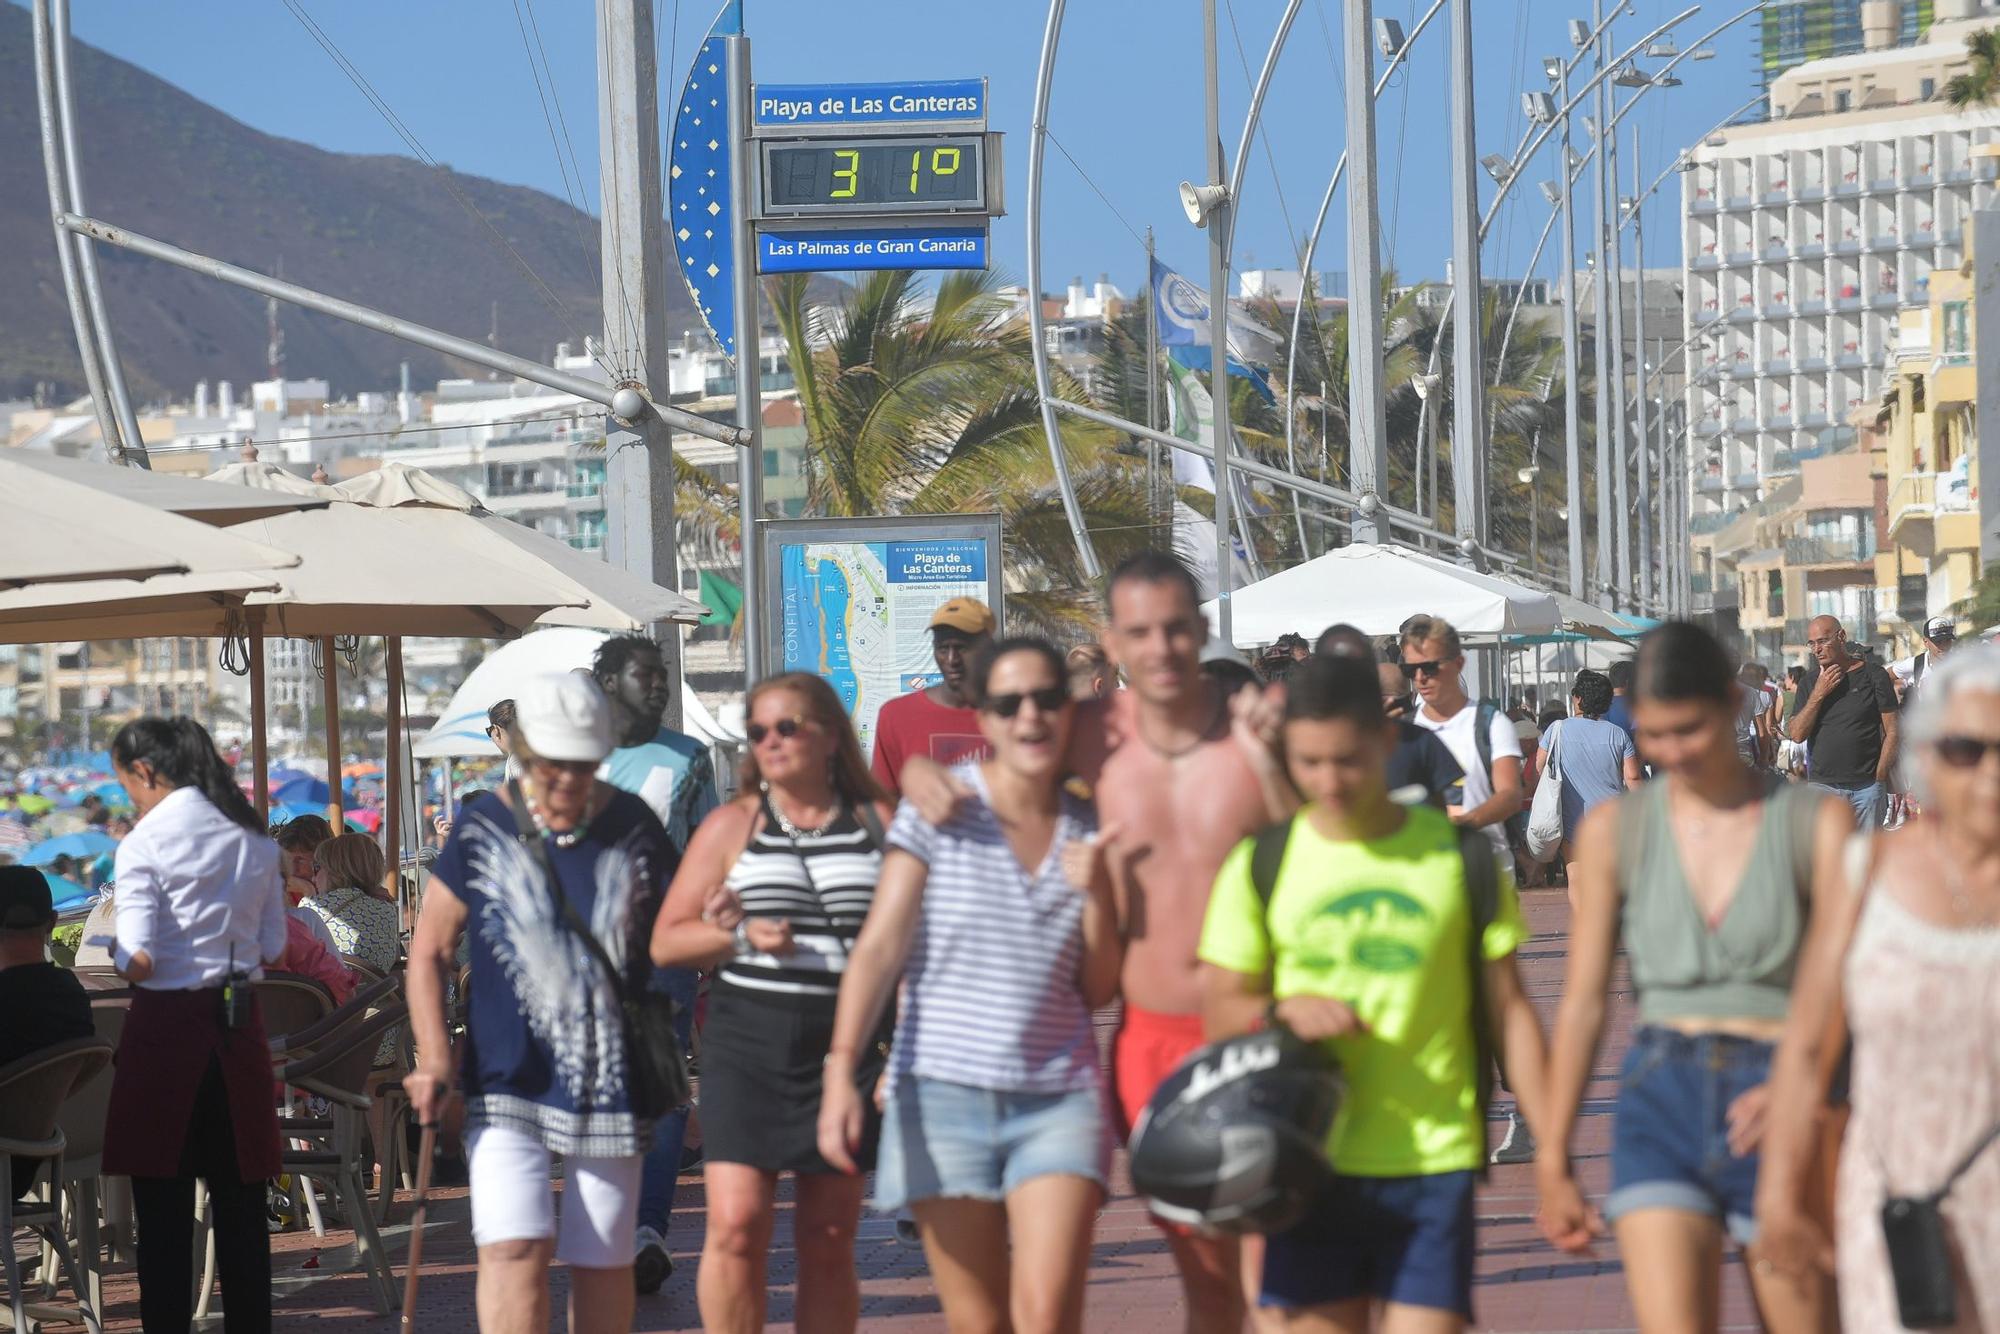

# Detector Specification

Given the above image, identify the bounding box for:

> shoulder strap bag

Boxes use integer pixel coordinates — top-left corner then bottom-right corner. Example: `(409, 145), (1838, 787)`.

(505, 781), (690, 1120)
(1524, 721), (1565, 865)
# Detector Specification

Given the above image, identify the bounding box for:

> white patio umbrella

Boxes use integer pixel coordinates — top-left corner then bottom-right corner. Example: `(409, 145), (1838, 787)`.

(333, 463), (708, 630)
(7, 450), (331, 525)
(0, 455), (302, 590)
(1201, 542), (1562, 646)
(414, 627), (739, 761)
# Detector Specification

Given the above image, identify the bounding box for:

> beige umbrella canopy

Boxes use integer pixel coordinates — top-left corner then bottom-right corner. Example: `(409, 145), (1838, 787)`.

(7, 450), (331, 525)
(333, 462), (708, 628)
(0, 454), (302, 591)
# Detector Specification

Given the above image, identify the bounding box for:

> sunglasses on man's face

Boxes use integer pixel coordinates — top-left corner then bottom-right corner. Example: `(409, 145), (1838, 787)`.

(982, 686), (1070, 719)
(746, 716), (808, 746)
(1934, 735), (2000, 769)
(1399, 659), (1448, 680)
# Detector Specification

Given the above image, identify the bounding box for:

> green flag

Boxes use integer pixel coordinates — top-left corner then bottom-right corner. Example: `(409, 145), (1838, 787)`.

(698, 569), (743, 627)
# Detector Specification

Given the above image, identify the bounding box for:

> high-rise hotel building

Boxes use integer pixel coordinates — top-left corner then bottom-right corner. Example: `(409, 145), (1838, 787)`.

(1682, 0), (2000, 522)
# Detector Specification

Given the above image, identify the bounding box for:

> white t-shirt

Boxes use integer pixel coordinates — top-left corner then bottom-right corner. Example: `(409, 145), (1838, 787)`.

(1412, 700), (1523, 855)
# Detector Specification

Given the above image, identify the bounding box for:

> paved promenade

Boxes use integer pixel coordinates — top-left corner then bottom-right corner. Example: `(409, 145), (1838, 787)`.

(83, 885), (1762, 1331)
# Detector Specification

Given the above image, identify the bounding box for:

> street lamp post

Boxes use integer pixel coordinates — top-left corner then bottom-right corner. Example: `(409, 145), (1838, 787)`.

(1556, 58), (1586, 601)
(1519, 464), (1542, 577)
(1591, 0), (1614, 605)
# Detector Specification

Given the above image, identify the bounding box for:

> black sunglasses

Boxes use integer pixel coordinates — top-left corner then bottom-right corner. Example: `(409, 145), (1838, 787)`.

(1934, 735), (2000, 768)
(746, 716), (807, 745)
(982, 686), (1070, 718)
(1399, 659), (1448, 680)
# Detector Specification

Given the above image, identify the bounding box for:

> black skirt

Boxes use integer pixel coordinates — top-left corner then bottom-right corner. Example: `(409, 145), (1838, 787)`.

(700, 979), (890, 1175)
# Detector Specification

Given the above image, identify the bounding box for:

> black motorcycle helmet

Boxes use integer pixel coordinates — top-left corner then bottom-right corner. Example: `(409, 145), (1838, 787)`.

(1127, 1022), (1343, 1234)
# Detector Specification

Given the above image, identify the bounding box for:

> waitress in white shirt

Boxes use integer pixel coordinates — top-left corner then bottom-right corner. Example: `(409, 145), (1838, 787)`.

(101, 716), (288, 1334)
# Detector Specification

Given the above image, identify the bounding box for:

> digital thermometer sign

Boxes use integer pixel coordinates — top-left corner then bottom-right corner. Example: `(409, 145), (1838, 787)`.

(759, 134), (992, 218)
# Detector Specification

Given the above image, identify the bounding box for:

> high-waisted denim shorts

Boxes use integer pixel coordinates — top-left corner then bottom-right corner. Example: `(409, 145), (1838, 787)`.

(1607, 1026), (1774, 1245)
(873, 1075), (1111, 1213)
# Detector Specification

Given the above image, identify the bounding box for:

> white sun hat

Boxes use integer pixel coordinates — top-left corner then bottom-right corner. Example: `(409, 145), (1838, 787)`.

(515, 672), (615, 763)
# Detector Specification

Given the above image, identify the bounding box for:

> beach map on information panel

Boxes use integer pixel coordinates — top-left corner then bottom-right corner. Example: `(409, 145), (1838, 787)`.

(776, 538), (988, 757)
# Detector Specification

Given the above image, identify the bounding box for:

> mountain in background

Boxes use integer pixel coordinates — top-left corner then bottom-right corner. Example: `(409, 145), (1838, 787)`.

(0, 4), (744, 404)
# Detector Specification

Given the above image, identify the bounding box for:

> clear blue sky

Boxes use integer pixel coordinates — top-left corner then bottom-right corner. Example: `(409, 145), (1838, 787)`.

(50, 0), (1766, 301)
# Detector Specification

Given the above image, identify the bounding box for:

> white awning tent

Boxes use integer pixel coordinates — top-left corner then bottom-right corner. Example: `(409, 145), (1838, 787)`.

(9, 450), (332, 525)
(1200, 542), (1563, 645)
(415, 626), (740, 761)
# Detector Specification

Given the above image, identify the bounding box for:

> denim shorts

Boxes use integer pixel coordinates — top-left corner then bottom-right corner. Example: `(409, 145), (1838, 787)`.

(1260, 1170), (1476, 1317)
(1607, 1026), (1773, 1245)
(873, 1075), (1111, 1213)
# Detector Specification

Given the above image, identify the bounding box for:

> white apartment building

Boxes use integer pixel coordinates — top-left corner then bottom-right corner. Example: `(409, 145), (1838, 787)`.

(1681, 0), (2000, 521)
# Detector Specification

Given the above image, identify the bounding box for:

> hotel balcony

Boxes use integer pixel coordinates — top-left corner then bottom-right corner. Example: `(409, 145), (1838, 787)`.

(1888, 471), (1936, 537)
(1784, 535), (1874, 568)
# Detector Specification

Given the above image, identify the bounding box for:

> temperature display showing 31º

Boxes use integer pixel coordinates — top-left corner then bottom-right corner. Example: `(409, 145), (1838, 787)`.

(761, 135), (986, 216)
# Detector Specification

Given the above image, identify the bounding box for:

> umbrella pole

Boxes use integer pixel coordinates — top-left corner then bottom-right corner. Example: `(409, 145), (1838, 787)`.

(321, 636), (342, 826)
(385, 636), (404, 923)
(249, 612), (269, 821)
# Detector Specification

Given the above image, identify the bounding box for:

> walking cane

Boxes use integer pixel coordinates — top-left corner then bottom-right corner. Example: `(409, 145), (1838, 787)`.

(399, 1123), (438, 1333)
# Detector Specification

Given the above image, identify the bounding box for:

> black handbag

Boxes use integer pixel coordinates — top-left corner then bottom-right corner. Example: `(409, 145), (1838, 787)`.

(506, 782), (691, 1120)
(1879, 1120), (2000, 1329)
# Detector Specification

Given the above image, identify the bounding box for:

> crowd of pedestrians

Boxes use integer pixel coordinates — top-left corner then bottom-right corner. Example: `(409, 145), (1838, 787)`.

(5, 546), (1997, 1334)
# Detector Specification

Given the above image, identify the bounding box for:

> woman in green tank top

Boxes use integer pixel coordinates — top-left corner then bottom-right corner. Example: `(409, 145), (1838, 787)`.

(1535, 623), (1848, 1332)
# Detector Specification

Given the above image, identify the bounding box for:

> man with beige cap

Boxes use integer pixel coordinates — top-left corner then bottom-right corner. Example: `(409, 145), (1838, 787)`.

(868, 596), (997, 796)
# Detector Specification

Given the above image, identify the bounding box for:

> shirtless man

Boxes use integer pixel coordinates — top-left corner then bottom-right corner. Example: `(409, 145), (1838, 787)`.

(906, 550), (1292, 1331)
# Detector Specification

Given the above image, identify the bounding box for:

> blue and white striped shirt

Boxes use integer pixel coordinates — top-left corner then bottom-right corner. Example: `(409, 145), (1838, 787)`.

(884, 765), (1101, 1096)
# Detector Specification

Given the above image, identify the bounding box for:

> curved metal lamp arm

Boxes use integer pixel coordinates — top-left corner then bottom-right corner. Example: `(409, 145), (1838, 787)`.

(1622, 91), (1766, 233)
(1023, 0), (1103, 582)
(1224, 0), (1305, 255)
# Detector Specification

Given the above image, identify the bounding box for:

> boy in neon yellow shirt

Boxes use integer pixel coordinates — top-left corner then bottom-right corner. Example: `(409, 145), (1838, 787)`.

(1200, 654), (1556, 1331)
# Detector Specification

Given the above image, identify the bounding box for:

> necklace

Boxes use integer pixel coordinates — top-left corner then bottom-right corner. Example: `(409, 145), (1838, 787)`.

(767, 785), (839, 839)
(1137, 686), (1226, 761)
(523, 787), (599, 849)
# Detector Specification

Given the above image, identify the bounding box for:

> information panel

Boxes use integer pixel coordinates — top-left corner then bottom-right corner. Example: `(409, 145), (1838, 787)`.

(761, 515), (1003, 759)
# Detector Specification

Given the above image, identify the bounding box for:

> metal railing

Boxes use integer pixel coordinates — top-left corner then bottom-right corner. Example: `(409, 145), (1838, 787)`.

(1785, 535), (1874, 566)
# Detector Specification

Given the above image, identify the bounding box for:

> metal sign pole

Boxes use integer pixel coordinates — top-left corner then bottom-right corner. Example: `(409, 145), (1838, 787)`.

(597, 0), (684, 728)
(728, 33), (765, 684)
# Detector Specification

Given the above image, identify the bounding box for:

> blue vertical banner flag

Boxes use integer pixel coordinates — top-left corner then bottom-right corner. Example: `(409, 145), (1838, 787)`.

(669, 0), (743, 358)
(1149, 258), (1281, 397)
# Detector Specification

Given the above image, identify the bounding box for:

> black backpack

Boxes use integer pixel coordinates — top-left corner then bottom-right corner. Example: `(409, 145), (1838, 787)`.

(1247, 814), (1503, 1141)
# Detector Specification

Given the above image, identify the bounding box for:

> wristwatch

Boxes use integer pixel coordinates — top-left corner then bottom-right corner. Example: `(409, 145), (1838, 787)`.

(733, 921), (752, 957)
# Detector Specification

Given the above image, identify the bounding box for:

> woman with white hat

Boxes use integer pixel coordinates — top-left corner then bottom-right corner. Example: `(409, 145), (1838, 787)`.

(404, 673), (678, 1334)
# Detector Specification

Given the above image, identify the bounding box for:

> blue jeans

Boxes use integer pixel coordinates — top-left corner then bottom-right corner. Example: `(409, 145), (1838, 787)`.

(1810, 780), (1887, 830)
(635, 966), (698, 1235)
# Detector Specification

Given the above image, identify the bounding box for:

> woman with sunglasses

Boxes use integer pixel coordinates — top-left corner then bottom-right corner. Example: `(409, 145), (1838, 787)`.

(1755, 641), (2000, 1327)
(818, 638), (1121, 1334)
(651, 672), (894, 1334)
(1537, 623), (1846, 1330)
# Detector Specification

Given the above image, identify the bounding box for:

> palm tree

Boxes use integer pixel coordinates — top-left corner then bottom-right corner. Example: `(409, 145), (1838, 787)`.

(1945, 28), (2000, 108)
(768, 269), (1157, 636)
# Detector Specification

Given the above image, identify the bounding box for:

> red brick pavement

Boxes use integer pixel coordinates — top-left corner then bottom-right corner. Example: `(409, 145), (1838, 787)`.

(71, 887), (1763, 1330)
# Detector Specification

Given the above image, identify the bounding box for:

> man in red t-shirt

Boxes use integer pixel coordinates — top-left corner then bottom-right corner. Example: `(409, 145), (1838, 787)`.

(868, 596), (996, 796)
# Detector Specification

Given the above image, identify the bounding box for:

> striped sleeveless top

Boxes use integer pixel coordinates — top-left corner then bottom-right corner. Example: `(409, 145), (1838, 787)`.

(718, 793), (883, 998)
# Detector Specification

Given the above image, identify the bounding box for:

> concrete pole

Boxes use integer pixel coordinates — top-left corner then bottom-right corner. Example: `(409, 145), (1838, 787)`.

(1631, 133), (1652, 612)
(1558, 63), (1586, 602)
(1345, 0), (1388, 543)
(1607, 122), (1632, 608)
(597, 0), (684, 724)
(727, 34), (765, 682)
(1204, 0), (1237, 644)
(1447, 0), (1488, 548)
(1590, 0), (1614, 604)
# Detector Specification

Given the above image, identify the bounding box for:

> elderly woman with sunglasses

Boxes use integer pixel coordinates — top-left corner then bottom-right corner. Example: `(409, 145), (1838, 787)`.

(819, 637), (1122, 1334)
(404, 674), (677, 1334)
(1755, 641), (2000, 1329)
(651, 672), (895, 1334)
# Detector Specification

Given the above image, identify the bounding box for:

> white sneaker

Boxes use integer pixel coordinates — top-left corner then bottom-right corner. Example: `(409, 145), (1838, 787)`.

(1489, 1111), (1537, 1165)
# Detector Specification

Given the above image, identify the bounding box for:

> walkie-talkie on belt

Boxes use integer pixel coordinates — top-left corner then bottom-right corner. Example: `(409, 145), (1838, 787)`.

(221, 943), (251, 1029)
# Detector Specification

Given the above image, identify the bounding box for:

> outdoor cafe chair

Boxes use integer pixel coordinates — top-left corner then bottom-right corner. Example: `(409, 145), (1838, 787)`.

(0, 1036), (116, 1334)
(274, 1000), (411, 1315)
